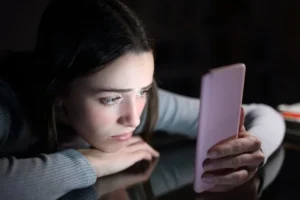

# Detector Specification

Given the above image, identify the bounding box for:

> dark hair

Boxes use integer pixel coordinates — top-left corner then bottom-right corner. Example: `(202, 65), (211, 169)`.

(1, 0), (158, 153)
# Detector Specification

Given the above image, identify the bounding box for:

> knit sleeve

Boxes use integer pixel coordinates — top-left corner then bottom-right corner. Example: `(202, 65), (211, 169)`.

(0, 82), (97, 200)
(152, 88), (285, 162)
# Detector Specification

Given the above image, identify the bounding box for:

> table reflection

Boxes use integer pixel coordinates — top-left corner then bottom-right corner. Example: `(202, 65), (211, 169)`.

(59, 141), (284, 200)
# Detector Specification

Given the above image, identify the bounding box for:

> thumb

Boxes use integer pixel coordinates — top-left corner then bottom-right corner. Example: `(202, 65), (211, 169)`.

(239, 107), (245, 132)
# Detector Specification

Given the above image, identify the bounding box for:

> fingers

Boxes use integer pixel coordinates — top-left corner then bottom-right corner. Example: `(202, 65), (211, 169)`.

(125, 136), (159, 157)
(126, 143), (159, 168)
(203, 150), (265, 171)
(207, 135), (261, 159)
(204, 169), (259, 194)
(124, 137), (159, 171)
(202, 168), (256, 185)
(131, 150), (153, 162)
(136, 159), (159, 179)
(145, 159), (159, 175)
(127, 141), (160, 157)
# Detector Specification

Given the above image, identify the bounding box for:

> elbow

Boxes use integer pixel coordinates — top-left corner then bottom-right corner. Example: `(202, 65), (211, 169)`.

(260, 104), (285, 144)
(247, 104), (286, 155)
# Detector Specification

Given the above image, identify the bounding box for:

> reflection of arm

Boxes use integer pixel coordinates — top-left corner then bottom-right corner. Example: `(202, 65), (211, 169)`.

(60, 159), (159, 200)
(153, 88), (285, 162)
(149, 145), (195, 197)
(258, 146), (285, 196)
(58, 184), (97, 200)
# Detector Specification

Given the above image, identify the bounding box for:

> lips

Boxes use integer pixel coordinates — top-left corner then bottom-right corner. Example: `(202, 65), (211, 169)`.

(111, 132), (133, 142)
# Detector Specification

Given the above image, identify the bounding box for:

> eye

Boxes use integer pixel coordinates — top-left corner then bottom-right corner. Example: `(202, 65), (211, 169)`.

(100, 96), (122, 105)
(138, 89), (149, 97)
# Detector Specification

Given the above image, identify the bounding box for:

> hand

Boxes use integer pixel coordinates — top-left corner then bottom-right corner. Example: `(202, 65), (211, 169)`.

(78, 136), (159, 177)
(94, 159), (158, 198)
(196, 173), (261, 200)
(100, 189), (130, 200)
(202, 108), (265, 192)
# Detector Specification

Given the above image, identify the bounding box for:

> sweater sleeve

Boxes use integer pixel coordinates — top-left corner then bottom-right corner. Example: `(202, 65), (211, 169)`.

(152, 88), (285, 162)
(0, 101), (97, 200)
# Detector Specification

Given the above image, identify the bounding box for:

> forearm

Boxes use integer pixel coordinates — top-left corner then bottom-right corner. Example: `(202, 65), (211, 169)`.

(154, 88), (199, 137)
(0, 149), (96, 200)
(155, 89), (285, 162)
(150, 146), (195, 196)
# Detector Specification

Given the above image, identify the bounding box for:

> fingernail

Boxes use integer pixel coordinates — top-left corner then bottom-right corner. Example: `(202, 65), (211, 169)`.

(203, 164), (212, 171)
(202, 174), (214, 183)
(207, 151), (218, 158)
(153, 152), (159, 158)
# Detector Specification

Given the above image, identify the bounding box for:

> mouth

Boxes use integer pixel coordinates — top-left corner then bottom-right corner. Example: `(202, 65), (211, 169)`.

(111, 132), (133, 142)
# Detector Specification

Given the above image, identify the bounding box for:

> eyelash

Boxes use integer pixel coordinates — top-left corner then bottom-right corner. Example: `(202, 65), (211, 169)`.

(99, 89), (150, 107)
(138, 89), (150, 97)
(100, 96), (122, 107)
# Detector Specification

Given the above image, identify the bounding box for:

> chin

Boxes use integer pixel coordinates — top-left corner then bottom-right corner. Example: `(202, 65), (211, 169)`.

(92, 142), (125, 153)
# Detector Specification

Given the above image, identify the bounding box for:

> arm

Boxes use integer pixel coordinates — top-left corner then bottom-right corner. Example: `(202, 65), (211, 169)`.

(242, 103), (285, 162)
(0, 150), (96, 200)
(154, 88), (285, 162)
(0, 103), (97, 200)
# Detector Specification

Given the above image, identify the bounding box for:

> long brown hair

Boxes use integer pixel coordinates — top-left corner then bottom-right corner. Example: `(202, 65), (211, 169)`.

(1, 0), (158, 153)
(140, 80), (158, 143)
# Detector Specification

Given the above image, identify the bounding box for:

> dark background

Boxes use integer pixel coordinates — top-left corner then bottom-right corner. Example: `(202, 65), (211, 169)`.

(1, 0), (300, 108)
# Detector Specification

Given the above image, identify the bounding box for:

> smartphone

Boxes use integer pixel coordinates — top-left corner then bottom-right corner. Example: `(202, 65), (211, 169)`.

(193, 63), (246, 193)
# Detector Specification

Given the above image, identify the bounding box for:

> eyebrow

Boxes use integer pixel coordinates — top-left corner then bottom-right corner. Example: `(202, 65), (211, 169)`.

(92, 82), (153, 93)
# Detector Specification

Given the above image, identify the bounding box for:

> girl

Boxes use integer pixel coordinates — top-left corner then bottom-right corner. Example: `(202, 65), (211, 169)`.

(0, 0), (285, 199)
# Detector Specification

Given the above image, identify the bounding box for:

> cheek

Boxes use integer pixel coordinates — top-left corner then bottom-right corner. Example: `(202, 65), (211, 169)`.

(137, 98), (147, 116)
(87, 105), (117, 126)
(68, 99), (115, 132)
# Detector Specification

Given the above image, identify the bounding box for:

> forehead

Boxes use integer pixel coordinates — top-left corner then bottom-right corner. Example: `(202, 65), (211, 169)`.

(75, 52), (154, 90)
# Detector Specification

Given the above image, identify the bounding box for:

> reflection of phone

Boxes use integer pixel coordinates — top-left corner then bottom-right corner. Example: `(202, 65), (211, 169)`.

(194, 63), (246, 193)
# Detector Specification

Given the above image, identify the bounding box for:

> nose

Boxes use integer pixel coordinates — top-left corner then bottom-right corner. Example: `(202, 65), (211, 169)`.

(118, 99), (141, 128)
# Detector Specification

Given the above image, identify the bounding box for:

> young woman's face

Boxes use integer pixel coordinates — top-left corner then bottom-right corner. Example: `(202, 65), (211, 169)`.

(62, 52), (154, 152)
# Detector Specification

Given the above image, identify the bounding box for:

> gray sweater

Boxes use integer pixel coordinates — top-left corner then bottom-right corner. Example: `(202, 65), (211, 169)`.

(0, 80), (285, 200)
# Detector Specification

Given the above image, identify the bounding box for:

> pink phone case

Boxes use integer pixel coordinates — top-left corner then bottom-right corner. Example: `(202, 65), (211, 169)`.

(193, 63), (246, 193)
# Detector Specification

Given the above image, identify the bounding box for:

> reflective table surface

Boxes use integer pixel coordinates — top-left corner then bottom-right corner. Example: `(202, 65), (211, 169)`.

(60, 133), (295, 200)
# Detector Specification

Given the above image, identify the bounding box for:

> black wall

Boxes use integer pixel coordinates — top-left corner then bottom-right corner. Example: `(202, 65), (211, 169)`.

(1, 0), (300, 107)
